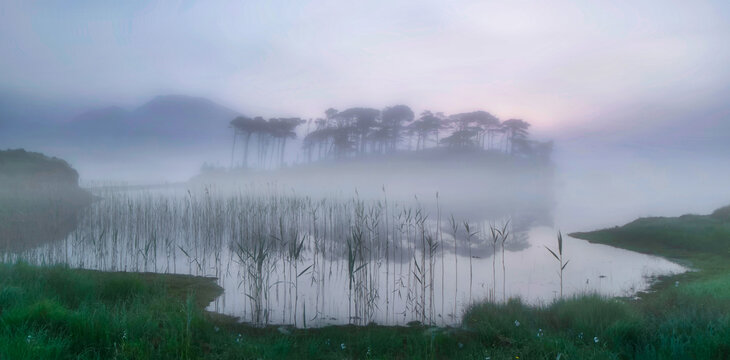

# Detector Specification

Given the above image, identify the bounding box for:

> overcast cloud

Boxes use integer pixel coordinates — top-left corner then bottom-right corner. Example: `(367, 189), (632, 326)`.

(1, 0), (729, 132)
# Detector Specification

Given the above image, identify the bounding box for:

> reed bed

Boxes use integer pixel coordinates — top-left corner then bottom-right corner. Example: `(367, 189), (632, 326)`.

(4, 185), (516, 327)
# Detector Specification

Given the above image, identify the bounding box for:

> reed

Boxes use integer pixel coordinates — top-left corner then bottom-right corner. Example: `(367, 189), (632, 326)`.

(448, 215), (460, 315)
(489, 224), (499, 302)
(9, 185), (529, 327)
(545, 231), (569, 298)
(463, 221), (477, 305)
(499, 220), (510, 302)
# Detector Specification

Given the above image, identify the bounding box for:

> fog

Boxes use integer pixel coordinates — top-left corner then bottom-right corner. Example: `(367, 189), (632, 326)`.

(1, 0), (729, 326)
(2, 0), (729, 244)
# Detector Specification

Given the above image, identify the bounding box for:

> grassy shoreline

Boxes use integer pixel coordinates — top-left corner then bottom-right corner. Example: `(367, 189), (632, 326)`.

(3, 205), (730, 359)
(0, 262), (485, 359)
(571, 206), (730, 301)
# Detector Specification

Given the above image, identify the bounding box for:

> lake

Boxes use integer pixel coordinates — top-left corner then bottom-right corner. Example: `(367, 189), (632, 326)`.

(3, 182), (686, 327)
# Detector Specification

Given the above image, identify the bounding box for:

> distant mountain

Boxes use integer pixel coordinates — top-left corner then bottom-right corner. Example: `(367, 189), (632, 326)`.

(71, 105), (130, 125)
(0, 90), (88, 147)
(128, 95), (240, 143)
(51, 94), (240, 148)
(134, 95), (232, 119)
(62, 106), (131, 133)
(1, 93), (243, 182)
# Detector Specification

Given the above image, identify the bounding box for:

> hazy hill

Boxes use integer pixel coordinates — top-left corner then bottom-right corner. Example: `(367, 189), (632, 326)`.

(0, 93), (242, 181)
(57, 106), (132, 145)
(130, 95), (239, 143)
(0, 90), (88, 147)
(0, 92), (240, 147)
(57, 95), (240, 147)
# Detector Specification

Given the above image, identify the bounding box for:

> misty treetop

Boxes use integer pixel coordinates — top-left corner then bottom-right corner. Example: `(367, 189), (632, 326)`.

(229, 106), (552, 169)
(229, 116), (305, 168)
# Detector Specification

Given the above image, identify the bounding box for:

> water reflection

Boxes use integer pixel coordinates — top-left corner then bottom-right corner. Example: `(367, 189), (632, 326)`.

(0, 185), (91, 252)
(3, 186), (684, 327)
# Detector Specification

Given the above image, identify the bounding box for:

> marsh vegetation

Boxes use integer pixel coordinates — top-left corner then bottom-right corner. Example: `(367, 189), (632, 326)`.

(3, 183), (684, 330)
(5, 200), (730, 360)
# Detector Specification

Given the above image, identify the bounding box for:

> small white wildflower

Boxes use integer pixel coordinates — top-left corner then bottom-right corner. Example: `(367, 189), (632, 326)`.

(578, 332), (584, 339)
(675, 281), (679, 287)
(367, 346), (372, 356)
(326, 338), (331, 346)
(340, 343), (346, 350)
(537, 328), (544, 337)
(26, 335), (32, 344)
(214, 326), (219, 332)
(594, 336), (599, 343)
(514, 320), (520, 327)
(122, 330), (127, 340)
(235, 333), (243, 343)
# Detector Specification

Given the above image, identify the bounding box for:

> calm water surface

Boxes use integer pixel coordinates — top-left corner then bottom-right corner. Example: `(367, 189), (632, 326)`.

(8, 185), (685, 327)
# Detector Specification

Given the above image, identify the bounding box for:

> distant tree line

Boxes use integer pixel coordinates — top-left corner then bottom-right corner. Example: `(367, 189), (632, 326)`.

(229, 117), (304, 168)
(229, 106), (552, 168)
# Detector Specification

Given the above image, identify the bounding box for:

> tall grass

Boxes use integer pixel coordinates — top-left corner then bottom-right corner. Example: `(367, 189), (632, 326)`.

(8, 185), (532, 327)
(5, 258), (730, 359)
(545, 231), (569, 298)
(0, 262), (222, 359)
(5, 197), (728, 358)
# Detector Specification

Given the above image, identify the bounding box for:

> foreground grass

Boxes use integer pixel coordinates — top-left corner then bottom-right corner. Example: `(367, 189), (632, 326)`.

(566, 204), (730, 358)
(2, 205), (730, 359)
(0, 262), (488, 359)
(460, 204), (730, 358)
(0, 260), (620, 359)
(0, 263), (225, 359)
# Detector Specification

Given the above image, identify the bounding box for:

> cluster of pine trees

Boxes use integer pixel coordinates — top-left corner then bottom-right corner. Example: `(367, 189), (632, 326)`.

(229, 106), (552, 168)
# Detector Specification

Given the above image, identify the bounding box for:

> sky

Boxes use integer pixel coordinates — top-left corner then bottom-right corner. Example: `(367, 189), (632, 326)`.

(1, 0), (730, 133)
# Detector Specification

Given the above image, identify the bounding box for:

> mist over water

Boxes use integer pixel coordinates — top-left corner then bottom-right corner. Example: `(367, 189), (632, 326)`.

(2, 1), (729, 329)
(4, 182), (686, 327)
(555, 143), (730, 230)
(3, 90), (728, 327)
(4, 81), (729, 327)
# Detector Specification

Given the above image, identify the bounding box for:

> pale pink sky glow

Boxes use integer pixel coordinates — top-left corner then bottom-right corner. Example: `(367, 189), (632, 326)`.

(1, 0), (728, 132)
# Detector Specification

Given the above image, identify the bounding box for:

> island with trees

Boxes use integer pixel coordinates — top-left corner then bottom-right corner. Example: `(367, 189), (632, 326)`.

(196, 106), (554, 211)
(226, 106), (552, 168)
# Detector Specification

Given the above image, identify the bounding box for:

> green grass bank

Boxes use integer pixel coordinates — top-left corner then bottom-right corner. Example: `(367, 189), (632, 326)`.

(2, 205), (730, 359)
